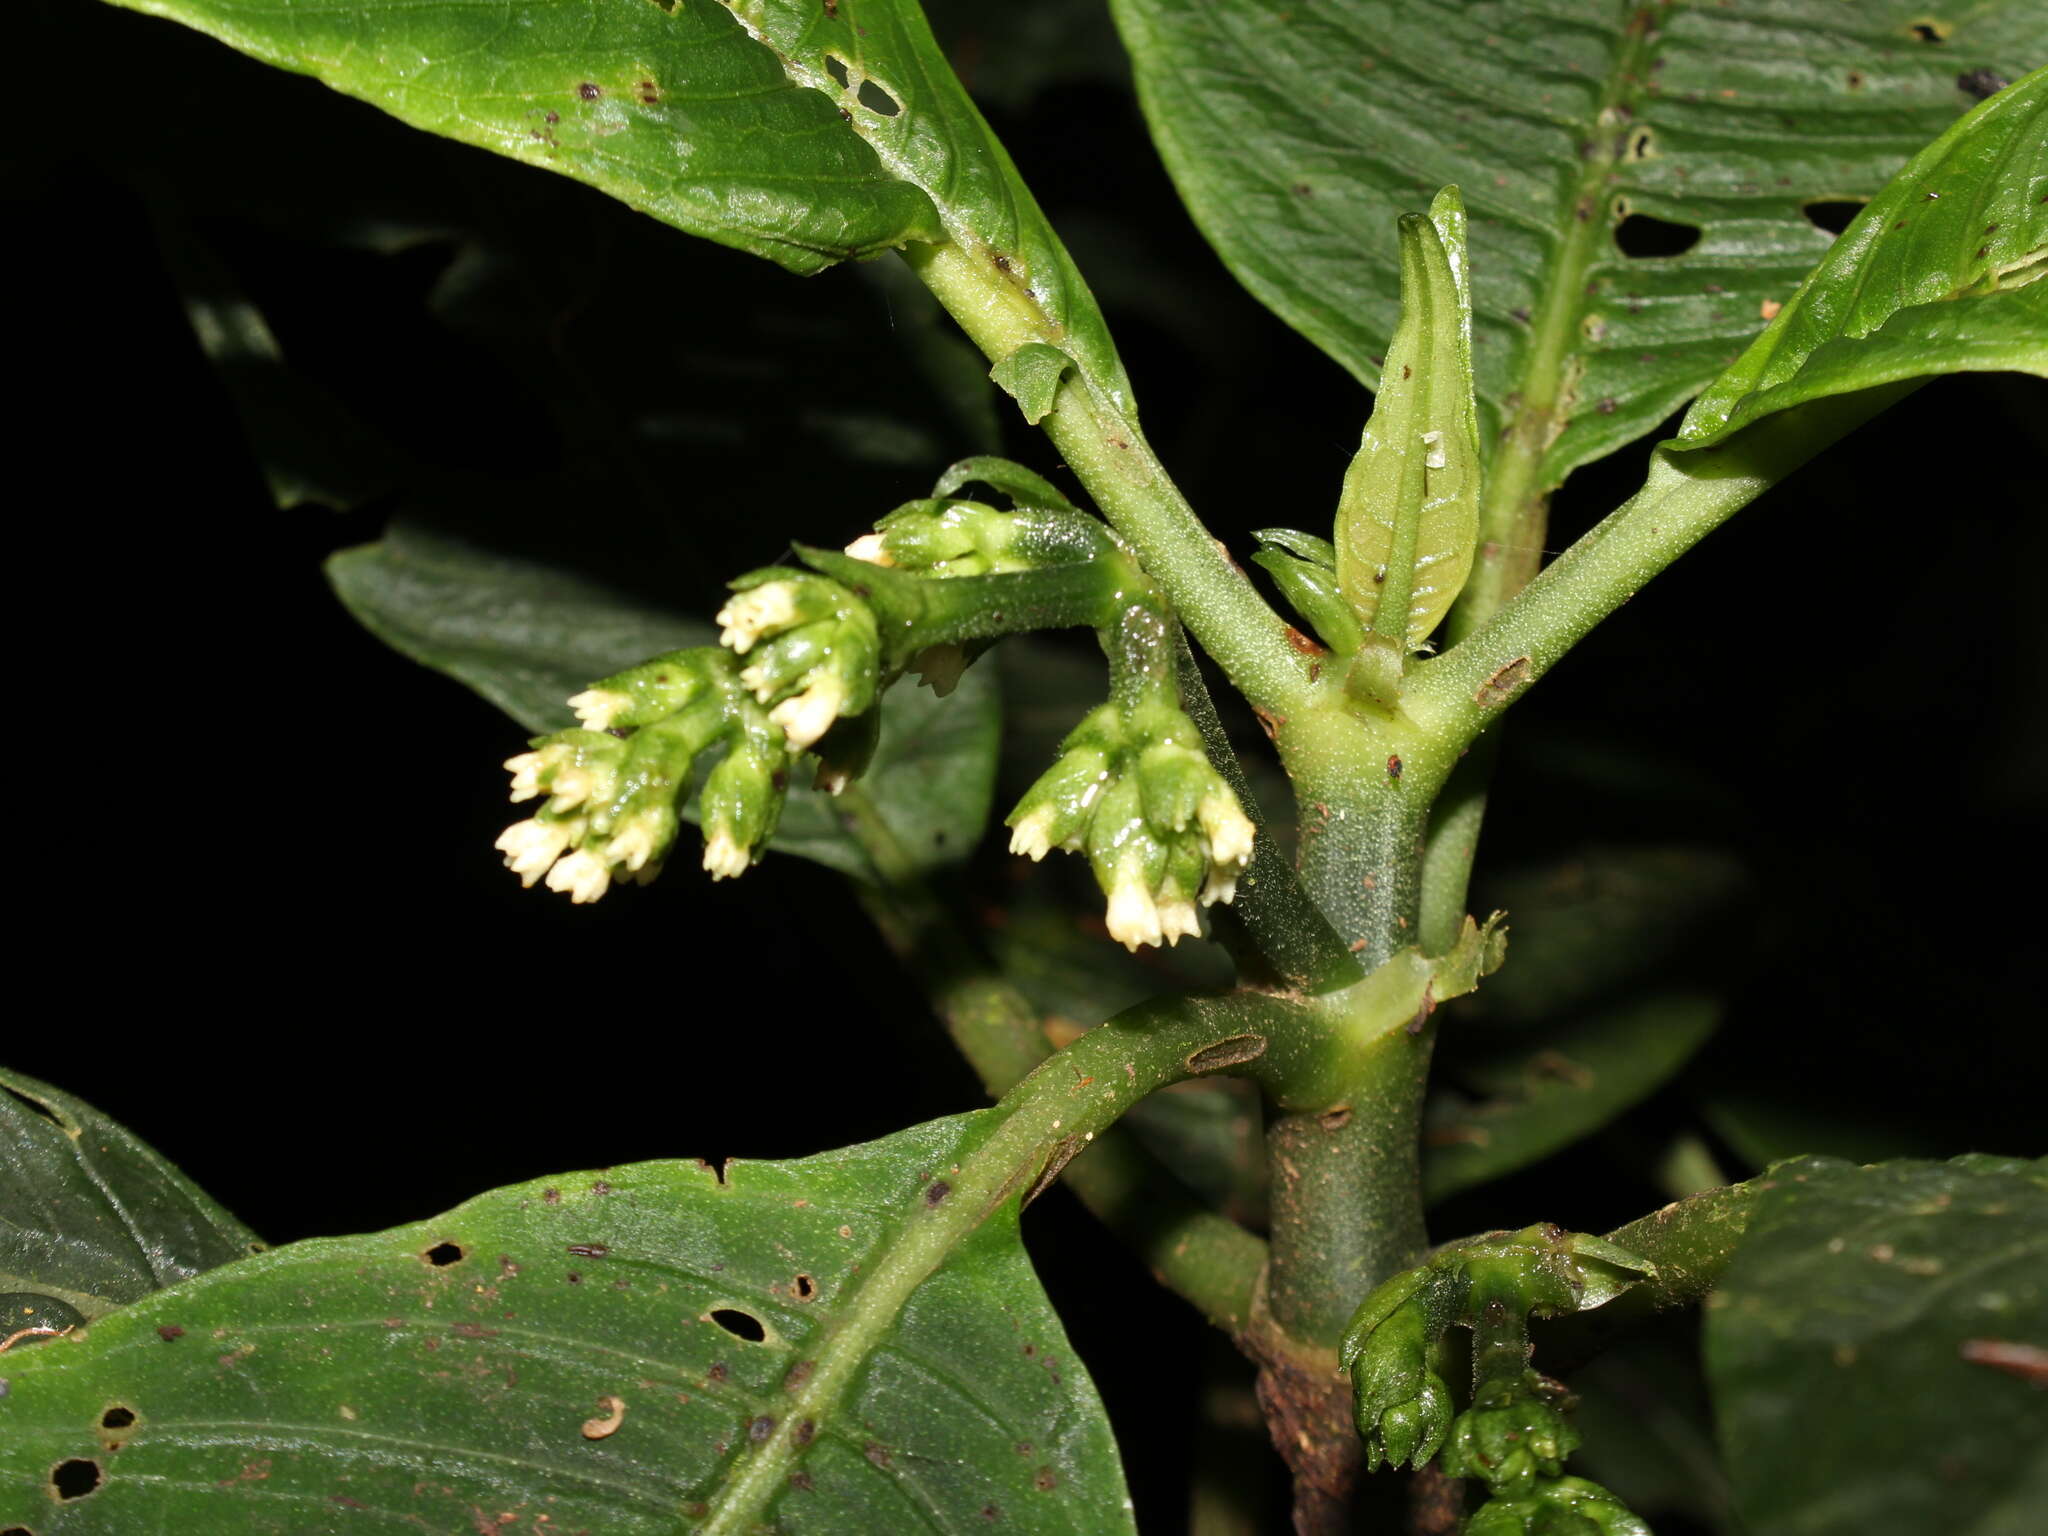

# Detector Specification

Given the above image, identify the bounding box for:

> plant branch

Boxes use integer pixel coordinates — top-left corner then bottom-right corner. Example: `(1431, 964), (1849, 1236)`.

(837, 782), (1268, 1330)
(903, 242), (1313, 721)
(1404, 386), (1917, 757)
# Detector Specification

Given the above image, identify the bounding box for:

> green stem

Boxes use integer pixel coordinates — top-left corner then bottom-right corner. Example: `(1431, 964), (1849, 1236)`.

(704, 990), (1294, 1536)
(1449, 7), (1660, 643)
(904, 242), (1312, 720)
(1417, 736), (1497, 957)
(1405, 387), (1916, 757)
(838, 783), (1268, 1330)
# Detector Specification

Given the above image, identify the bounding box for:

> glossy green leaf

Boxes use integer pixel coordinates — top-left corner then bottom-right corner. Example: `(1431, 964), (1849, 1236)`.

(1424, 993), (1719, 1204)
(1706, 1154), (2048, 1536)
(1677, 66), (2048, 448)
(112, 0), (1128, 399)
(1110, 0), (2048, 488)
(1334, 187), (1481, 648)
(0, 1070), (262, 1320)
(0, 1114), (1133, 1533)
(327, 523), (1000, 878)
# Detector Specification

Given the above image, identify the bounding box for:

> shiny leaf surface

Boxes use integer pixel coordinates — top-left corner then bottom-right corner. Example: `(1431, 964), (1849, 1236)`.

(0, 1071), (261, 1320)
(1110, 0), (2047, 487)
(1706, 1154), (2048, 1536)
(0, 1115), (1132, 1534)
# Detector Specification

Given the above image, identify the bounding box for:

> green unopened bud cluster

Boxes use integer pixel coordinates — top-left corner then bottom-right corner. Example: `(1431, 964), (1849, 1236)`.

(1006, 700), (1255, 951)
(1463, 1476), (1650, 1536)
(716, 568), (880, 750)
(1341, 1224), (1652, 1484)
(496, 648), (789, 902)
(846, 497), (1106, 578)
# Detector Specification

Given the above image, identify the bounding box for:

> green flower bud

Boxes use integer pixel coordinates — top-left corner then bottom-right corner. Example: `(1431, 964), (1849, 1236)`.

(1465, 1478), (1649, 1536)
(1007, 742), (1114, 860)
(700, 740), (784, 880)
(503, 729), (629, 813)
(1442, 1389), (1581, 1498)
(566, 649), (714, 730)
(1372, 1372), (1454, 1472)
(716, 569), (880, 750)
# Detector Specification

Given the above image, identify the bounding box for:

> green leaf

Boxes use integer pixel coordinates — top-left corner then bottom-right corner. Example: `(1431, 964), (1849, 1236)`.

(1677, 66), (2048, 448)
(991, 342), (1076, 425)
(1424, 993), (1720, 1204)
(328, 522), (1001, 878)
(0, 1070), (262, 1319)
(1706, 1154), (2048, 1536)
(1110, 0), (2048, 488)
(1334, 187), (1481, 649)
(0, 1114), (1134, 1533)
(114, 0), (1129, 398)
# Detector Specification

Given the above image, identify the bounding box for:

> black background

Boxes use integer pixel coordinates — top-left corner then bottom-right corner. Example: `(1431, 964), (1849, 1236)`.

(12, 3), (2046, 1529)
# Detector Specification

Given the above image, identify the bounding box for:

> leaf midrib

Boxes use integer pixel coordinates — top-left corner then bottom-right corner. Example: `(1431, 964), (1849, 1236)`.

(1456, 6), (1662, 636)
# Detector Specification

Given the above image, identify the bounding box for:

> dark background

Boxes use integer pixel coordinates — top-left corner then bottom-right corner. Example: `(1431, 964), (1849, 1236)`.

(13, 3), (2045, 1529)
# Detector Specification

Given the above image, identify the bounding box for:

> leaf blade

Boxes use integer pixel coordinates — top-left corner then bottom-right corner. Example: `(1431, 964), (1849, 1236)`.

(1677, 66), (2048, 447)
(1705, 1154), (2048, 1536)
(1110, 0), (2048, 488)
(0, 1070), (262, 1316)
(0, 1115), (1133, 1533)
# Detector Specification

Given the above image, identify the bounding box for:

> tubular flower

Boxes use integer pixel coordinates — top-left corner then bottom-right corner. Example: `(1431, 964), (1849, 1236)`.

(494, 652), (791, 901)
(716, 569), (880, 751)
(1005, 700), (1255, 951)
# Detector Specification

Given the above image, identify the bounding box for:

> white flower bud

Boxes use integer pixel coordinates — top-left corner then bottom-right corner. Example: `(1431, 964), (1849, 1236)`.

(702, 828), (752, 881)
(716, 582), (799, 654)
(604, 813), (662, 873)
(768, 673), (846, 750)
(544, 848), (612, 904)
(1105, 863), (1165, 952)
(1156, 891), (1203, 945)
(1007, 805), (1058, 862)
(567, 689), (630, 730)
(504, 750), (548, 803)
(844, 532), (894, 566)
(494, 818), (574, 887)
(1198, 791), (1257, 871)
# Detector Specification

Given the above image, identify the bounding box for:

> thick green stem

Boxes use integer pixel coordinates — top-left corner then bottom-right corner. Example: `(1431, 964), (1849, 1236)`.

(1264, 1024), (1437, 1345)
(904, 242), (1313, 720)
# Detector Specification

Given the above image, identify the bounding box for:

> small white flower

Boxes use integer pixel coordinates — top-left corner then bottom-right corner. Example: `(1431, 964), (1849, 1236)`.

(702, 828), (751, 881)
(544, 848), (612, 903)
(605, 814), (662, 873)
(737, 661), (772, 701)
(1198, 791), (1257, 871)
(716, 583), (798, 654)
(504, 750), (548, 802)
(769, 673), (845, 750)
(844, 532), (894, 566)
(1420, 429), (1447, 470)
(1105, 864), (1165, 951)
(494, 818), (573, 887)
(547, 764), (600, 812)
(1008, 805), (1058, 861)
(1156, 890), (1203, 945)
(1199, 865), (1240, 908)
(567, 689), (630, 729)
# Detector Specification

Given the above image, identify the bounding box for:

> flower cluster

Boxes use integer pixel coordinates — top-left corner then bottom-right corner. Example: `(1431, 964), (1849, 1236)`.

(494, 649), (789, 902)
(1005, 700), (1255, 951)
(1340, 1224), (1654, 1523)
(715, 569), (880, 751)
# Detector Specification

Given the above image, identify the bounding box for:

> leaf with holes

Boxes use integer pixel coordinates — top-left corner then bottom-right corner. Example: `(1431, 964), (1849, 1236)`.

(1108, 0), (2048, 500)
(0, 1113), (1133, 1534)
(1705, 1154), (2048, 1536)
(0, 1069), (263, 1320)
(1676, 66), (2048, 448)
(328, 522), (1001, 878)
(113, 0), (1129, 402)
